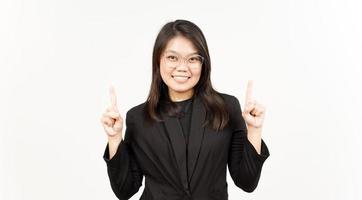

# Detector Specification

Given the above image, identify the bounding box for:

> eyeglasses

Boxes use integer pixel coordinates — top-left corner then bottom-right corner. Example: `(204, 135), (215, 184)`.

(162, 52), (204, 69)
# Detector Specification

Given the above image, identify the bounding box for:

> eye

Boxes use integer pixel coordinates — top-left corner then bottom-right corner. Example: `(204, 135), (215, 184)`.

(189, 56), (201, 63)
(166, 55), (178, 62)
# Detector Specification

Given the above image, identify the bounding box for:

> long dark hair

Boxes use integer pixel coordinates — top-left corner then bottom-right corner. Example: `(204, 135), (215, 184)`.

(144, 19), (229, 131)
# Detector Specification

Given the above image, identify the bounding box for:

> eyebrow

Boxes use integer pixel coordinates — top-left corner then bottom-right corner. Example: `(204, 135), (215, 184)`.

(164, 50), (199, 56)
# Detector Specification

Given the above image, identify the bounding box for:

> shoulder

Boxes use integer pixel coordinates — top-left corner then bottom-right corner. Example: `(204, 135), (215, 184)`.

(216, 92), (243, 120)
(217, 92), (246, 130)
(217, 92), (241, 107)
(125, 101), (147, 120)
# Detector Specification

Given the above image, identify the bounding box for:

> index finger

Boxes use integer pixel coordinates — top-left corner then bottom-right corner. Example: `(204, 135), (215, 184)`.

(109, 86), (118, 108)
(245, 80), (253, 105)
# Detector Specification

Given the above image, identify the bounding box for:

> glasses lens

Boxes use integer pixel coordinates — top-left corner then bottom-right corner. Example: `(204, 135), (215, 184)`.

(188, 55), (203, 68)
(163, 53), (204, 68)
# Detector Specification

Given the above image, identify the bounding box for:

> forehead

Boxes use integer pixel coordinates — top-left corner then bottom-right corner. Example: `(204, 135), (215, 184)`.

(164, 36), (198, 56)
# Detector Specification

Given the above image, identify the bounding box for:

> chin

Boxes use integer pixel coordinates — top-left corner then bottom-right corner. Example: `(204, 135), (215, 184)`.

(169, 85), (193, 92)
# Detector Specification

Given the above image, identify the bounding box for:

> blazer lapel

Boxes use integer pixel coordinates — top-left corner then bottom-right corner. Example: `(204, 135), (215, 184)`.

(160, 95), (207, 188)
(187, 95), (206, 183)
(161, 105), (188, 189)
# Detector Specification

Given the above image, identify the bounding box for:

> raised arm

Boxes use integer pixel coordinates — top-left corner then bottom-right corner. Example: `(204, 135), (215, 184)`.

(101, 86), (143, 199)
(227, 81), (270, 192)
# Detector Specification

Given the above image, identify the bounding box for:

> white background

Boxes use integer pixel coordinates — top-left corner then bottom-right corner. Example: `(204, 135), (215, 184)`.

(1, 0), (362, 199)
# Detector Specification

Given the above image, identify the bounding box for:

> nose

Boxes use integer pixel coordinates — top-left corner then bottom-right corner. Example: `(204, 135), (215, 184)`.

(176, 67), (187, 72)
(175, 60), (188, 70)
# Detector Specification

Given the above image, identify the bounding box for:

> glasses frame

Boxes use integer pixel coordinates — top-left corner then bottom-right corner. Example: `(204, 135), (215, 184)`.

(162, 52), (204, 69)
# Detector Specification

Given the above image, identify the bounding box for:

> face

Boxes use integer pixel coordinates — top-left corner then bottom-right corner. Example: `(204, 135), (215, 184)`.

(160, 35), (203, 101)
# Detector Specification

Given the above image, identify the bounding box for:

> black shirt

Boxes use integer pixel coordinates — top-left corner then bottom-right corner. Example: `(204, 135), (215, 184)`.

(173, 97), (193, 145)
(174, 97), (194, 186)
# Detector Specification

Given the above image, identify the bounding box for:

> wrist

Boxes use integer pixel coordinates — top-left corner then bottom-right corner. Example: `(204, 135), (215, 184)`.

(108, 134), (123, 144)
(247, 126), (262, 134)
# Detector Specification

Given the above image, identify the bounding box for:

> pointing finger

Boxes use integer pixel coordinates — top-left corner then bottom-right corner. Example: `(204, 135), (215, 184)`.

(109, 86), (118, 108)
(245, 80), (253, 105)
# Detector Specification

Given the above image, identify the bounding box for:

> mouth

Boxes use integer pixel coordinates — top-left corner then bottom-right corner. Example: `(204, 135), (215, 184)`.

(171, 75), (191, 82)
(172, 75), (190, 79)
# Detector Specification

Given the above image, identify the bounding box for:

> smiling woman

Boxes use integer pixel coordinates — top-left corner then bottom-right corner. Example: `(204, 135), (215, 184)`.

(159, 36), (203, 102)
(145, 20), (233, 130)
(101, 19), (270, 200)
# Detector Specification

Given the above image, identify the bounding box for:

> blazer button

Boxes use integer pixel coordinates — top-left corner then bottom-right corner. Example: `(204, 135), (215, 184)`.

(185, 189), (191, 197)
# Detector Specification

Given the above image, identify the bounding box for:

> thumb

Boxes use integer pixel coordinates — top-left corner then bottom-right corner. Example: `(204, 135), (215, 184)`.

(243, 101), (255, 115)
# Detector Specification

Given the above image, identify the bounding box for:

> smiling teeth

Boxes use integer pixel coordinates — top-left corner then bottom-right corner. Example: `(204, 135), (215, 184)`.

(173, 76), (188, 80)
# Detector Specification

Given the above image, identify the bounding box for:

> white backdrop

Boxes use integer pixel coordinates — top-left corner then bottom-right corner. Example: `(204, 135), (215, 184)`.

(1, 0), (362, 199)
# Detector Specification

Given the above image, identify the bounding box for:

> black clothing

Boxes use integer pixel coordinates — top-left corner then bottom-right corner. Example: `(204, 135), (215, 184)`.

(174, 97), (193, 145)
(174, 97), (194, 190)
(103, 93), (270, 200)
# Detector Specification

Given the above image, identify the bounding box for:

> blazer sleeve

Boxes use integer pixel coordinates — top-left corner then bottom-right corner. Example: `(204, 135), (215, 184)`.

(103, 110), (144, 200)
(227, 96), (270, 193)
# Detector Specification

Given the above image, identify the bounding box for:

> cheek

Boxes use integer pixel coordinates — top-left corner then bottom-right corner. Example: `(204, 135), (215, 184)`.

(159, 64), (171, 80)
(190, 68), (202, 81)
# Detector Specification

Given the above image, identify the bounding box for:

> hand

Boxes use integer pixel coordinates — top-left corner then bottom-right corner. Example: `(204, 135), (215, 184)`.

(100, 86), (124, 140)
(242, 80), (266, 129)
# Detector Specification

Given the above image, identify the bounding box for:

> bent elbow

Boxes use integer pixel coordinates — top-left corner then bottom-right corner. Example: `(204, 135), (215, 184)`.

(233, 174), (261, 193)
(235, 180), (258, 193)
(241, 184), (257, 193)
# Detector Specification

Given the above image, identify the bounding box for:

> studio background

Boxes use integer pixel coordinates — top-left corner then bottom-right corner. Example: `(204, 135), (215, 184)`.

(1, 0), (361, 199)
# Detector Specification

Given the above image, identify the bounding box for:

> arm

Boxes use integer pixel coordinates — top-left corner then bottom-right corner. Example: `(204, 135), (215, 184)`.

(227, 96), (270, 193)
(103, 110), (144, 200)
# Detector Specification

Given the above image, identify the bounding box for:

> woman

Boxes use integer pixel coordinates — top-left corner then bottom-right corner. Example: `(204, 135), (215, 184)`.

(101, 19), (270, 200)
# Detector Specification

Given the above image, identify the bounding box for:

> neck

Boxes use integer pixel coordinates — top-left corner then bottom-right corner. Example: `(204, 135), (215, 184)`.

(169, 89), (194, 102)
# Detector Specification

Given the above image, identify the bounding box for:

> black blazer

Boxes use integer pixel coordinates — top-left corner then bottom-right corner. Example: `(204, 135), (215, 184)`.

(103, 93), (270, 200)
